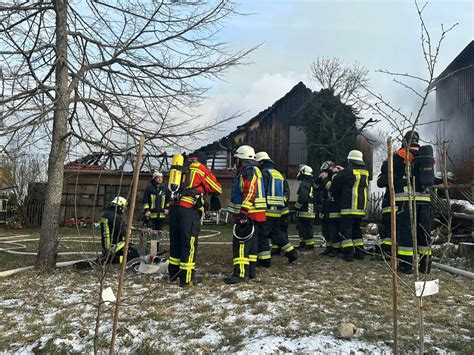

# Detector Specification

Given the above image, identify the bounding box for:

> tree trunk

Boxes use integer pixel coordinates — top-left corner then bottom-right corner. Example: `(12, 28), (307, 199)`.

(36, 0), (69, 269)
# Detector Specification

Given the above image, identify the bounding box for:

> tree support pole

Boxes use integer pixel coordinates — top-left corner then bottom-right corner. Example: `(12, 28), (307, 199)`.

(387, 137), (398, 354)
(109, 135), (145, 354)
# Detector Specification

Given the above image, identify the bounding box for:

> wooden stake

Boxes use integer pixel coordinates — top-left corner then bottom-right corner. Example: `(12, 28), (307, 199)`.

(387, 137), (398, 354)
(109, 135), (145, 354)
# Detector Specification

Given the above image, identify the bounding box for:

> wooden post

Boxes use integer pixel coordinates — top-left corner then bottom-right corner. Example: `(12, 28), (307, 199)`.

(387, 137), (398, 354)
(109, 135), (145, 354)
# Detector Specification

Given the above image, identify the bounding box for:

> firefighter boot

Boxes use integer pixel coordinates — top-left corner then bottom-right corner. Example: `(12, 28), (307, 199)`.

(398, 255), (413, 274)
(249, 262), (257, 280)
(271, 245), (282, 256)
(419, 255), (432, 274)
(354, 247), (365, 260)
(286, 249), (298, 264)
(224, 274), (248, 284)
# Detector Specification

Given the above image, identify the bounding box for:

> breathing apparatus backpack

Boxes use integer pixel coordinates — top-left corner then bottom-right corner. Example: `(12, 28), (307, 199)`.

(414, 145), (435, 190)
(167, 153), (204, 208)
(168, 153), (184, 200)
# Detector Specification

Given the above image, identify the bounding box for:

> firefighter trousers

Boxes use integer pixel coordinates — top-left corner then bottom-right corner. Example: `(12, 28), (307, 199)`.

(232, 221), (260, 279)
(263, 217), (296, 262)
(146, 217), (164, 231)
(168, 205), (201, 285)
(297, 217), (315, 247)
(322, 218), (341, 251)
(337, 217), (364, 257)
(378, 212), (392, 255)
(397, 201), (432, 268)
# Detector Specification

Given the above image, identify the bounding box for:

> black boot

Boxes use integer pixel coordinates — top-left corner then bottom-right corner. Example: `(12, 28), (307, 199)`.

(354, 247), (365, 260)
(327, 248), (339, 257)
(321, 247), (333, 256)
(286, 249), (298, 264)
(419, 255), (432, 274)
(257, 258), (271, 268)
(271, 246), (282, 256)
(398, 255), (413, 274)
(224, 274), (248, 284)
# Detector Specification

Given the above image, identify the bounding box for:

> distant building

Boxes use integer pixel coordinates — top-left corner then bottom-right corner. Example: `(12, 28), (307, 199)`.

(431, 41), (474, 182)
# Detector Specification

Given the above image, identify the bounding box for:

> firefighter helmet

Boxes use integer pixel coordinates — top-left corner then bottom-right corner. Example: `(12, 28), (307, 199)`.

(255, 151), (272, 162)
(299, 164), (313, 176)
(403, 130), (419, 145)
(111, 196), (127, 208)
(234, 145), (255, 160)
(347, 150), (364, 164)
(319, 160), (335, 173)
(434, 171), (443, 180)
(447, 172), (455, 181)
(153, 170), (163, 179)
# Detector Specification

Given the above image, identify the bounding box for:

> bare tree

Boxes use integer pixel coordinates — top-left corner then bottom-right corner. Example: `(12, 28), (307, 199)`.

(309, 56), (369, 112)
(0, 0), (252, 268)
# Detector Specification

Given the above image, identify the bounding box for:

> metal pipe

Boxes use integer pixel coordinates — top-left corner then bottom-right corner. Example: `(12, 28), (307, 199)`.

(433, 262), (474, 279)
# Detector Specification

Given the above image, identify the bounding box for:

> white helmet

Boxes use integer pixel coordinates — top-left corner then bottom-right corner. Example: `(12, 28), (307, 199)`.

(434, 171), (443, 180)
(447, 172), (455, 181)
(347, 150), (364, 164)
(153, 170), (163, 179)
(111, 196), (127, 208)
(234, 145), (255, 160)
(255, 151), (272, 162)
(299, 164), (313, 176)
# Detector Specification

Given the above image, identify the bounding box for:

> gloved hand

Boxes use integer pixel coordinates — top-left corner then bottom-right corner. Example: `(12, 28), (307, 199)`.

(238, 213), (249, 224)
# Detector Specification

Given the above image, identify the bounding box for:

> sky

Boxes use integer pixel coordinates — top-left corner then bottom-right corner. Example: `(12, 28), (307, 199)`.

(195, 0), (473, 146)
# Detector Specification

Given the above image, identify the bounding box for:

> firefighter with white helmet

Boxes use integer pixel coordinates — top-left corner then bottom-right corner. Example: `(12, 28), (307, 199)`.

(225, 145), (267, 284)
(256, 151), (298, 263)
(330, 150), (369, 262)
(295, 164), (317, 250)
(143, 170), (169, 232)
(100, 196), (139, 264)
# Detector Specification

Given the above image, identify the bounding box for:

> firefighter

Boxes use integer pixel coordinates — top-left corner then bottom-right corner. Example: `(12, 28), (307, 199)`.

(224, 145), (267, 284)
(168, 151), (222, 286)
(372, 160), (393, 258)
(255, 151), (298, 263)
(317, 160), (342, 257)
(100, 196), (139, 264)
(295, 165), (317, 250)
(331, 150), (369, 262)
(143, 170), (169, 232)
(394, 131), (434, 274)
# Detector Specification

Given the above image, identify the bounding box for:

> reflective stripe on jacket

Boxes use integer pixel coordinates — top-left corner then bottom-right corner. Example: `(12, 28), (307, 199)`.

(261, 167), (288, 218)
(229, 164), (267, 222)
(296, 178), (315, 219)
(331, 165), (369, 217)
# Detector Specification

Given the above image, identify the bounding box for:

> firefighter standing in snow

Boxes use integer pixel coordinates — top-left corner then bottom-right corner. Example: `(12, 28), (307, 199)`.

(142, 170), (169, 231)
(331, 150), (369, 262)
(255, 151), (298, 264)
(168, 151), (222, 286)
(295, 165), (317, 250)
(317, 160), (342, 257)
(100, 196), (139, 264)
(393, 131), (434, 274)
(225, 145), (267, 284)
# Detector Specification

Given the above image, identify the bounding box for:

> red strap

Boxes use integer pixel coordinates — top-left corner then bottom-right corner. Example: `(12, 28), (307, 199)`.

(396, 149), (414, 163)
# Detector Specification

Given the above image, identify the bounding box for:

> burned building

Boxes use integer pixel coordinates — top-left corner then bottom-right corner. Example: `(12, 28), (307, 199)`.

(432, 41), (474, 182)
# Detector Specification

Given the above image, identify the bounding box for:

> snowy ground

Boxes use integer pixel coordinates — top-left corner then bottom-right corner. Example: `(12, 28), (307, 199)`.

(0, 225), (473, 353)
